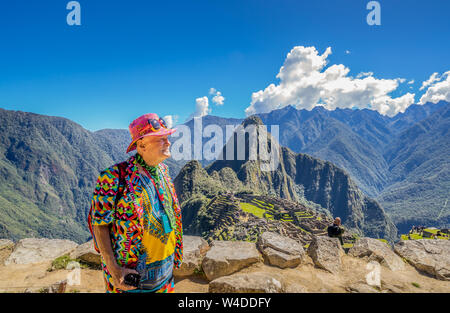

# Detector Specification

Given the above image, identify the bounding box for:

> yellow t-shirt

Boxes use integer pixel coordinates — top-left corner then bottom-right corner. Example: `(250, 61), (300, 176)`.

(139, 169), (176, 264)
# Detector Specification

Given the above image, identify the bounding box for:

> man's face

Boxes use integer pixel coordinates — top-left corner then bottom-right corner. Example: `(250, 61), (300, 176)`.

(138, 135), (171, 165)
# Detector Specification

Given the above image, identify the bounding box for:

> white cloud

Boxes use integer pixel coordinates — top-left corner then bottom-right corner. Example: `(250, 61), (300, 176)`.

(356, 72), (373, 78)
(245, 46), (416, 117)
(372, 93), (416, 117)
(212, 91), (225, 106)
(189, 96), (211, 120)
(419, 71), (450, 104)
(188, 88), (225, 121)
(345, 50), (351, 54)
(209, 88), (225, 106)
(420, 72), (440, 91)
(408, 80), (415, 85)
(162, 115), (178, 128)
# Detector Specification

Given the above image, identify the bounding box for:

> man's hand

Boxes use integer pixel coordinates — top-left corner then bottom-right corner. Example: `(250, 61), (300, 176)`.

(92, 225), (139, 291)
(109, 265), (139, 291)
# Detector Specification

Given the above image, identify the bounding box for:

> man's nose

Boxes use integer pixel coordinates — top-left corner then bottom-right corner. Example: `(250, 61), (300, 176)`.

(164, 137), (171, 146)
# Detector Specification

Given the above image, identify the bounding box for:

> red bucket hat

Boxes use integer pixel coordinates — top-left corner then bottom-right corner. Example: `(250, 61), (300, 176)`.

(126, 113), (176, 153)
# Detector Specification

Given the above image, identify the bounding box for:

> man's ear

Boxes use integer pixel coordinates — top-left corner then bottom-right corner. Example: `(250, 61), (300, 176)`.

(137, 139), (146, 150)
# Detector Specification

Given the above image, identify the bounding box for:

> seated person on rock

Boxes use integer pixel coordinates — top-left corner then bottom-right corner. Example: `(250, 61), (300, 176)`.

(327, 217), (345, 245)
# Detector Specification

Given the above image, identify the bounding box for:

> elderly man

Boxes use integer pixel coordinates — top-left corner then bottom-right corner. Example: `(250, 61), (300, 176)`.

(88, 113), (183, 293)
(327, 217), (345, 245)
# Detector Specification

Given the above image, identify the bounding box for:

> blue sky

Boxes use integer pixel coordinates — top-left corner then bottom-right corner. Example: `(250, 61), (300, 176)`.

(0, 0), (449, 130)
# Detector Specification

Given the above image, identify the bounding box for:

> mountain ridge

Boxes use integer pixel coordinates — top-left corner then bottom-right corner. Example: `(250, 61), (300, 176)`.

(175, 115), (397, 242)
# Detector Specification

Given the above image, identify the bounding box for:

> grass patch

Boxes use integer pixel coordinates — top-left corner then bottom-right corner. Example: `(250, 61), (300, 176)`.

(48, 254), (98, 271)
(251, 199), (274, 209)
(193, 267), (204, 276)
(400, 230), (448, 241)
(240, 202), (267, 218)
(411, 282), (420, 288)
(49, 254), (74, 271)
(401, 233), (423, 240)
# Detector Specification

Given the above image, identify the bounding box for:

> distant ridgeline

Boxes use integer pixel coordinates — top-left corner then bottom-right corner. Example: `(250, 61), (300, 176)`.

(0, 101), (448, 243)
(0, 109), (130, 242)
(178, 101), (450, 234)
(255, 101), (450, 233)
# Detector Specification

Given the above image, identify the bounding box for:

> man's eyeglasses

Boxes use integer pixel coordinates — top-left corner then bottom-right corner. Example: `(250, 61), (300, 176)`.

(147, 118), (168, 131)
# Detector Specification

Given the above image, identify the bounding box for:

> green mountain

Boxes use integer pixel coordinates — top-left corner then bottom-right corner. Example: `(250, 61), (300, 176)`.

(175, 116), (397, 243)
(0, 109), (117, 243)
(377, 104), (450, 232)
(254, 101), (449, 232)
(256, 102), (447, 198)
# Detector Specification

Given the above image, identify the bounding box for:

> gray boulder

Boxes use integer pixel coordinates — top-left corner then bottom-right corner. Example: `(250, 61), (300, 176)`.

(5, 238), (78, 265)
(257, 232), (305, 268)
(69, 240), (101, 265)
(394, 239), (450, 281)
(349, 237), (405, 271)
(307, 236), (343, 274)
(209, 272), (283, 293)
(202, 240), (262, 281)
(174, 235), (209, 277)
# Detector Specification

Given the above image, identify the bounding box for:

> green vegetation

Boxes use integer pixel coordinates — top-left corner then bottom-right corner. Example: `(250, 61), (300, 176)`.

(240, 202), (266, 218)
(411, 282), (421, 288)
(49, 254), (75, 271)
(0, 109), (130, 244)
(48, 254), (99, 271)
(193, 267), (204, 276)
(239, 197), (319, 226)
(378, 105), (450, 234)
(400, 227), (449, 241)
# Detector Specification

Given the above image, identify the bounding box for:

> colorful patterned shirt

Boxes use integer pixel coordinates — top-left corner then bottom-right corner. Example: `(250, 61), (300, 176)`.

(89, 154), (183, 293)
